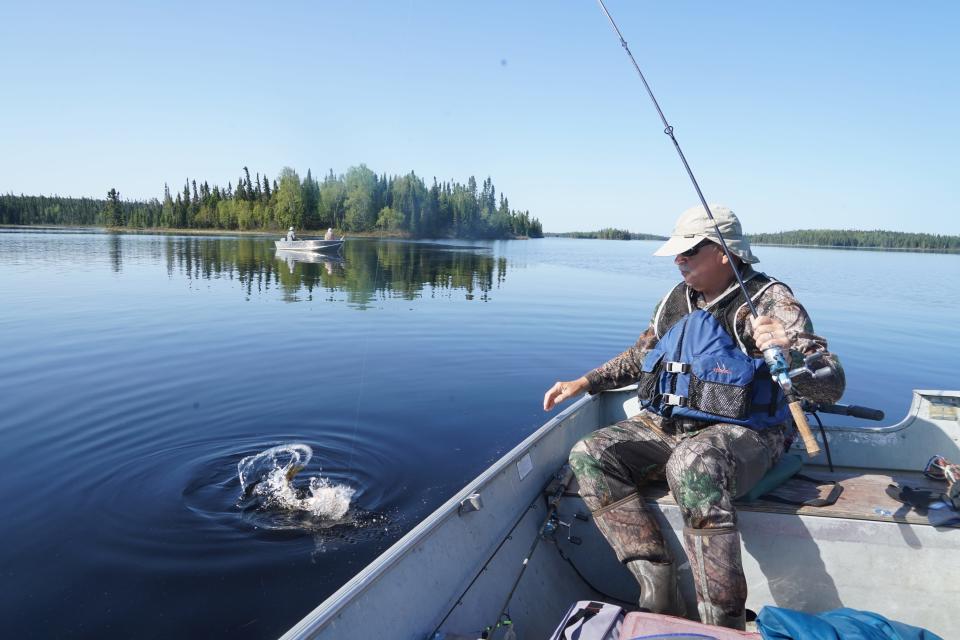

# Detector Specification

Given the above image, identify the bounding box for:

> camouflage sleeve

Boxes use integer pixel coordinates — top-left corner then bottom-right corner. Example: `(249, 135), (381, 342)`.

(584, 321), (659, 394)
(747, 283), (846, 404)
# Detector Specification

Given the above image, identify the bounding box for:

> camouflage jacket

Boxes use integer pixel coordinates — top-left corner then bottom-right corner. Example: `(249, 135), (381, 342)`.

(584, 268), (845, 404)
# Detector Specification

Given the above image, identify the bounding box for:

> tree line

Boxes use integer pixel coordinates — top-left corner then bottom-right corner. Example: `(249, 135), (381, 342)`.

(546, 228), (667, 240)
(0, 164), (543, 239)
(747, 229), (960, 252)
(543, 226), (959, 253)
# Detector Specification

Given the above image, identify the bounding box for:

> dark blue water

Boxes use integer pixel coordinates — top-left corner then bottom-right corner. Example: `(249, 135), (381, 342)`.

(1, 230), (957, 638)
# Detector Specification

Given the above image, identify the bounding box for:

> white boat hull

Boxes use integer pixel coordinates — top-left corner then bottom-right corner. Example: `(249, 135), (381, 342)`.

(275, 238), (344, 252)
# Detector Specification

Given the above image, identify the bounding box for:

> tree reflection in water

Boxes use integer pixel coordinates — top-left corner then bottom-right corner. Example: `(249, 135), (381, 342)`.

(160, 236), (507, 306)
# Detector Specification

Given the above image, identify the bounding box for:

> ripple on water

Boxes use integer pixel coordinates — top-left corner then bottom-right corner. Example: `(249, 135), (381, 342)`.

(187, 436), (406, 547)
(65, 432), (407, 574)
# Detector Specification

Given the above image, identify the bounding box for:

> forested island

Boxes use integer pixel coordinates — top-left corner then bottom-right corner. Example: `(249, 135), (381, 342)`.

(746, 229), (960, 253)
(546, 228), (666, 240)
(0, 165), (543, 239)
(546, 227), (959, 254)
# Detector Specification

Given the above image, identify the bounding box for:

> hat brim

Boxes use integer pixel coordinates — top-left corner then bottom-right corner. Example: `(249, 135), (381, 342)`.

(652, 235), (706, 257)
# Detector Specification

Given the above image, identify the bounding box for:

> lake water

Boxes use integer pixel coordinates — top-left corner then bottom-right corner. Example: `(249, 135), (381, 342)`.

(1, 229), (958, 638)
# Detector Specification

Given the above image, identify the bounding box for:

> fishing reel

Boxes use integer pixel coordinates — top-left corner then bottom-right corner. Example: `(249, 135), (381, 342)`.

(763, 348), (836, 395)
(541, 511), (588, 545)
(539, 467), (587, 545)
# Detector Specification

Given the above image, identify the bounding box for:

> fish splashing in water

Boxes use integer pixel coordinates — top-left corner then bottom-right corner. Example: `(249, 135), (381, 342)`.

(237, 444), (355, 520)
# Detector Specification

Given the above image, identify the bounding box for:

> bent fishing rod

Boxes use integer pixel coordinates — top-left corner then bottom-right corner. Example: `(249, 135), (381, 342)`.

(595, 0), (823, 456)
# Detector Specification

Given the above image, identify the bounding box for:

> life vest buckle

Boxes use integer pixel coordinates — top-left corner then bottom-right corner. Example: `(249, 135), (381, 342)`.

(663, 393), (688, 407)
(664, 361), (690, 374)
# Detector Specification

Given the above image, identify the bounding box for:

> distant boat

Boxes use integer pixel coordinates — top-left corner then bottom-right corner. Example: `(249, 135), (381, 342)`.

(275, 249), (345, 265)
(275, 237), (345, 253)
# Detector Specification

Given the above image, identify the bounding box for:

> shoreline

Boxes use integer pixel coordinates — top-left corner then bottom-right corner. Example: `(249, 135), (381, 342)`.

(750, 242), (960, 254)
(2, 224), (953, 253)
(538, 233), (959, 255)
(0, 224), (528, 241)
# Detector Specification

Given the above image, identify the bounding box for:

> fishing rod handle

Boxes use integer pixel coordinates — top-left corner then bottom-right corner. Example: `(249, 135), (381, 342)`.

(789, 400), (821, 457)
(820, 403), (885, 421)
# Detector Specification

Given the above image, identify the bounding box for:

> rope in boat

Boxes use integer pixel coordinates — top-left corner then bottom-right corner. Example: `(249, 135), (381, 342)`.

(555, 544), (635, 606)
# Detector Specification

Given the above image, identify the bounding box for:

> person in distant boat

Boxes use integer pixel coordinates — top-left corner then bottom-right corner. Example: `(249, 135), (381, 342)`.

(543, 204), (845, 630)
(286, 227), (296, 241)
(324, 227), (335, 241)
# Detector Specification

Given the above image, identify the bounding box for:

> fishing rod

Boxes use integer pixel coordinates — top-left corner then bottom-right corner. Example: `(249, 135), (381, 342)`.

(595, 0), (823, 456)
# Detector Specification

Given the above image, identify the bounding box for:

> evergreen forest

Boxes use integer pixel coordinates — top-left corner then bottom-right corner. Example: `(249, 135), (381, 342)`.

(547, 227), (959, 253)
(0, 165), (543, 239)
(546, 228), (667, 240)
(747, 229), (960, 252)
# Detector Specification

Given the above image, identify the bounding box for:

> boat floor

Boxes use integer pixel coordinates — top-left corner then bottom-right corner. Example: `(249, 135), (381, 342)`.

(630, 466), (958, 528)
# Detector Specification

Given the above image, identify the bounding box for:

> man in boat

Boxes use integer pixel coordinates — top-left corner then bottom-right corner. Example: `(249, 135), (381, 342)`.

(324, 227), (335, 241)
(286, 226), (296, 241)
(543, 204), (844, 629)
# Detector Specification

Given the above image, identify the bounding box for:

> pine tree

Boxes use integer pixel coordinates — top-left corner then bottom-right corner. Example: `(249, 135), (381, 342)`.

(302, 168), (319, 228)
(104, 188), (123, 227)
(161, 183), (174, 227)
(243, 166), (254, 199)
(181, 182), (191, 227)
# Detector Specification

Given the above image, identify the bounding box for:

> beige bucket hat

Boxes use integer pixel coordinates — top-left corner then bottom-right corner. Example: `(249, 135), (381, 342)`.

(653, 204), (758, 264)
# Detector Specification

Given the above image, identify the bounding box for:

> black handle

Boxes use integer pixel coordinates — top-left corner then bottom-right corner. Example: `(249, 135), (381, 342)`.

(819, 403), (885, 421)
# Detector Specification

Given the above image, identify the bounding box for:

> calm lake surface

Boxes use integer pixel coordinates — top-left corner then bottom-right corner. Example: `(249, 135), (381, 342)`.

(1, 229), (958, 638)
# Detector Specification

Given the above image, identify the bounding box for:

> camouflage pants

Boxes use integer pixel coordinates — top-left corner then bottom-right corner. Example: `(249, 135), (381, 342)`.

(569, 409), (787, 614)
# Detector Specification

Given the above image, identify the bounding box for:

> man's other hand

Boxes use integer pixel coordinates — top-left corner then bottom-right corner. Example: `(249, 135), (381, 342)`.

(543, 377), (589, 411)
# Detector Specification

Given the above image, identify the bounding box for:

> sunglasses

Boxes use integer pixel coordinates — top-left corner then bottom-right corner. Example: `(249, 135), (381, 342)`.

(679, 239), (712, 258)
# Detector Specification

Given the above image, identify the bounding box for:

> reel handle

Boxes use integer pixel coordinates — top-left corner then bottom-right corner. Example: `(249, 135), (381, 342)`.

(789, 400), (821, 457)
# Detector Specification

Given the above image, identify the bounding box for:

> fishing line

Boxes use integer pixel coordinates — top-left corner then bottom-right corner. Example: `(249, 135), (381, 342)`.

(595, 0), (823, 456)
(346, 224), (387, 476)
(595, 0), (758, 317)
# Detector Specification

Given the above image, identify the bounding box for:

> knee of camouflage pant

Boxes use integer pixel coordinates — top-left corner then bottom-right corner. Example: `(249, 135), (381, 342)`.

(568, 436), (598, 474)
(568, 436), (607, 508)
(665, 438), (736, 529)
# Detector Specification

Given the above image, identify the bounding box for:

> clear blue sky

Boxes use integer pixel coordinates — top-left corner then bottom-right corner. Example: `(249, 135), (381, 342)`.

(2, 1), (957, 234)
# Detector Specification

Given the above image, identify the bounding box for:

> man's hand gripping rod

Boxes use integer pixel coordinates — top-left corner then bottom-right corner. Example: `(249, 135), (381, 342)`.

(596, 0), (821, 456)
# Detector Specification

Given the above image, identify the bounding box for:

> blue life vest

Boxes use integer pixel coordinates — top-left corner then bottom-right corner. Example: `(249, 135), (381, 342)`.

(637, 309), (789, 429)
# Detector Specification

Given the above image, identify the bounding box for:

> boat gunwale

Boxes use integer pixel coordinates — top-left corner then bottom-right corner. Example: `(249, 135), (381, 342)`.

(280, 392), (601, 638)
(802, 389), (956, 435)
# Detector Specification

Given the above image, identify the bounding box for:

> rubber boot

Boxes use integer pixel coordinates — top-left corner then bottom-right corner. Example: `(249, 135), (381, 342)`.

(683, 527), (747, 630)
(592, 495), (685, 616)
(626, 559), (687, 617)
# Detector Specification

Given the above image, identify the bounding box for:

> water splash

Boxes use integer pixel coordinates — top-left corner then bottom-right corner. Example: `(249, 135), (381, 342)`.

(237, 444), (354, 520)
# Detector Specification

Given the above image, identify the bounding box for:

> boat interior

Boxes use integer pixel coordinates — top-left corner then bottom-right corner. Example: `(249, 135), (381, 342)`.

(283, 389), (960, 640)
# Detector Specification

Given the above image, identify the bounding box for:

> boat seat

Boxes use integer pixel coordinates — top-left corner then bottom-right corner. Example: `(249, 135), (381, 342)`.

(741, 453), (804, 503)
(566, 466), (958, 528)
